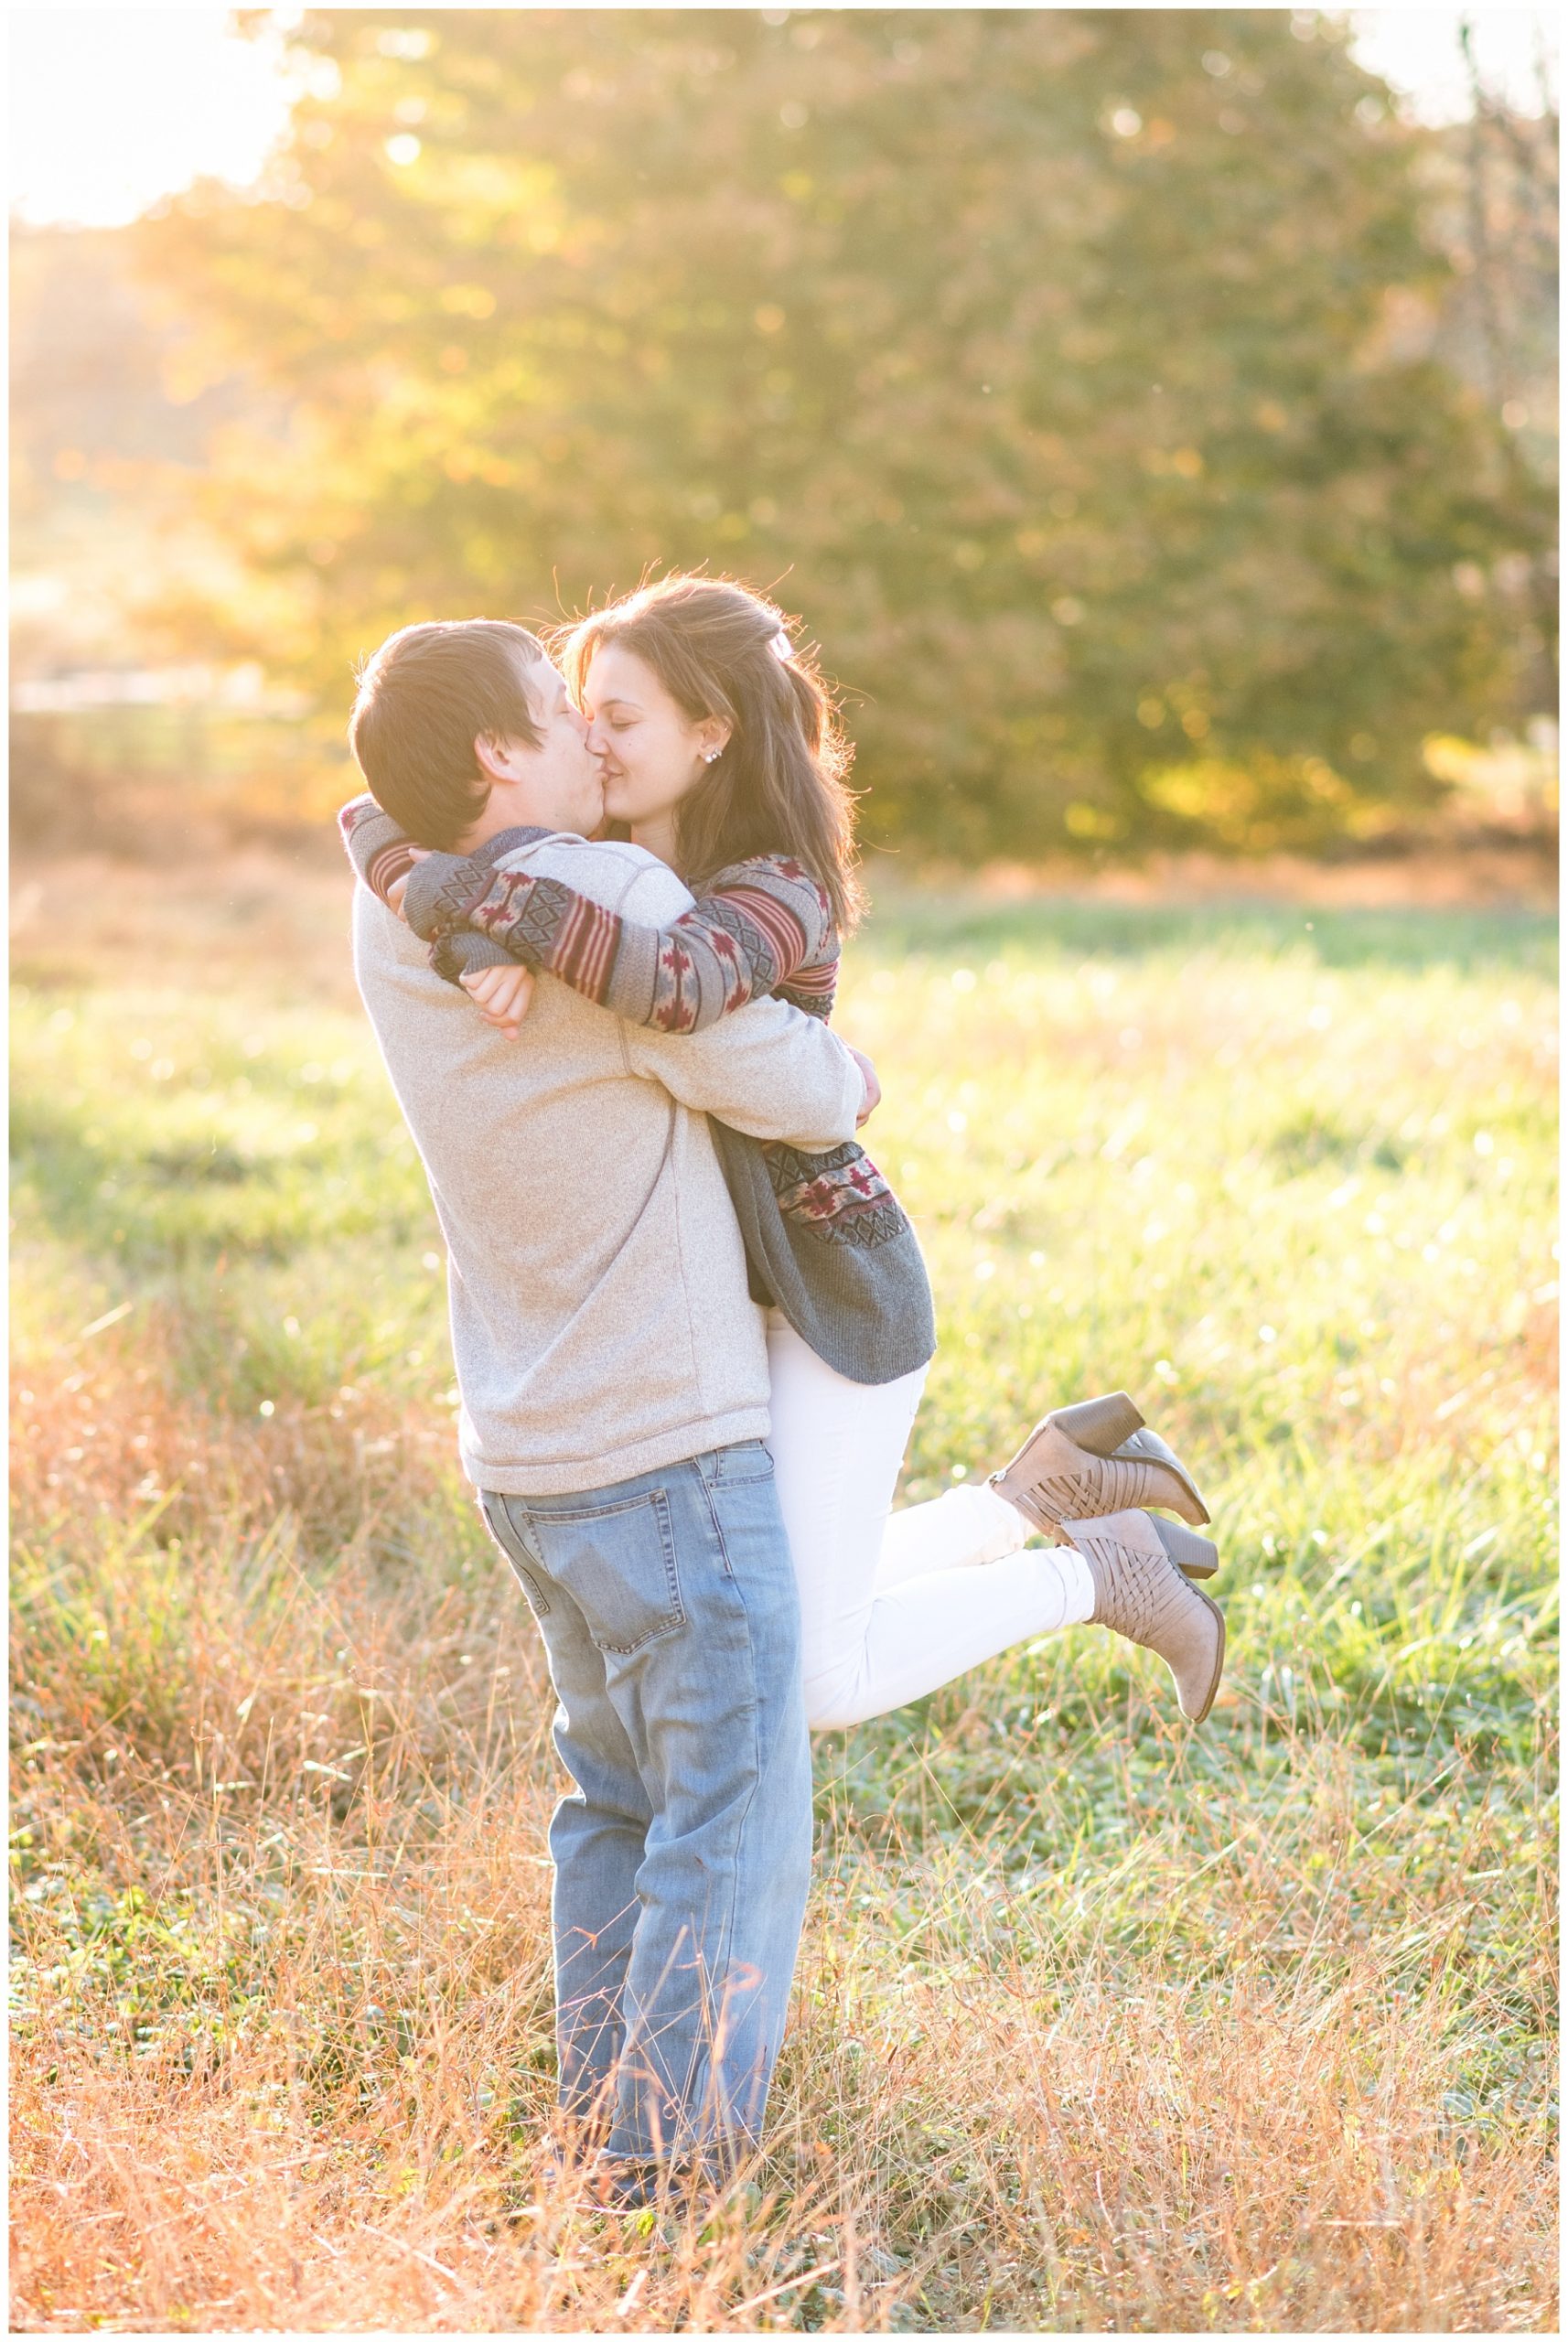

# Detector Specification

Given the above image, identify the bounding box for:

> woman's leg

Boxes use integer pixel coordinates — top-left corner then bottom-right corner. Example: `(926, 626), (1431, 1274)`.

(875, 1478), (1033, 1589)
(766, 1314), (1095, 1733)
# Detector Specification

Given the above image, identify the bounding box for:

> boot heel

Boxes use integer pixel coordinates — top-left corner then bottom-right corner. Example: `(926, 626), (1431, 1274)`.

(1150, 1516), (1219, 1581)
(1051, 1390), (1144, 1455)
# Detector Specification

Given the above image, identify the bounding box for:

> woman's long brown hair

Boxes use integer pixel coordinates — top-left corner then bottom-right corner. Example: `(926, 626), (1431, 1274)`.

(553, 575), (865, 935)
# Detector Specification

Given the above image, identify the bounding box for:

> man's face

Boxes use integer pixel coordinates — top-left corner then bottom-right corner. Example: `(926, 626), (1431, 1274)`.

(463, 656), (604, 846)
(514, 659), (605, 835)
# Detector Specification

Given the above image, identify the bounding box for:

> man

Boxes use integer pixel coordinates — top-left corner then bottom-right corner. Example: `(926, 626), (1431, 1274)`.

(344, 618), (868, 2197)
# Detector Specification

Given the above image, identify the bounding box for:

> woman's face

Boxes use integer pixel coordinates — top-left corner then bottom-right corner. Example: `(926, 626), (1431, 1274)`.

(583, 641), (727, 833)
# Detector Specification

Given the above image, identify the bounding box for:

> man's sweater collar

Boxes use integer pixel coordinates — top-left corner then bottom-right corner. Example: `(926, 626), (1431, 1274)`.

(477, 823), (553, 866)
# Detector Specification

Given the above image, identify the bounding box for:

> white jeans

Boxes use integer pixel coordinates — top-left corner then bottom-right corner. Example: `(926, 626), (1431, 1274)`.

(765, 1312), (1096, 1731)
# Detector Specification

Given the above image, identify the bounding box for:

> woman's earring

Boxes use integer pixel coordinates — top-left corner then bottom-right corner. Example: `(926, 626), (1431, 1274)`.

(703, 748), (722, 764)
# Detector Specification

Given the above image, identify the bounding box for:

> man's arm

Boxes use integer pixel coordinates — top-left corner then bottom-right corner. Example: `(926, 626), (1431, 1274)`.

(624, 991), (866, 1150)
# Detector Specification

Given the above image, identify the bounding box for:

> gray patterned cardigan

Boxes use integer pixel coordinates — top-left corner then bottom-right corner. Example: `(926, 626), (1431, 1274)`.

(339, 793), (935, 1385)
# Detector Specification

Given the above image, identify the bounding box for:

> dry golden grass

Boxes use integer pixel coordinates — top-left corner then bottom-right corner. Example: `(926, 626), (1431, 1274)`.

(11, 853), (1557, 2331)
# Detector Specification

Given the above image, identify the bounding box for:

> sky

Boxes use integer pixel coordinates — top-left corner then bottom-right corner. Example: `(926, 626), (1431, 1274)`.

(6, 5), (1562, 230)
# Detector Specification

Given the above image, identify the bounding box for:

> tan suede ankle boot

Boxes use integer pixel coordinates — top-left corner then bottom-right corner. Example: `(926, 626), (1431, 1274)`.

(990, 1391), (1211, 1542)
(1063, 1508), (1226, 1723)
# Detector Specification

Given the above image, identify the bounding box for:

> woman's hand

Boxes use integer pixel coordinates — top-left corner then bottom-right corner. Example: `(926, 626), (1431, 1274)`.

(386, 846), (429, 921)
(461, 961), (536, 1038)
(844, 1043), (881, 1128)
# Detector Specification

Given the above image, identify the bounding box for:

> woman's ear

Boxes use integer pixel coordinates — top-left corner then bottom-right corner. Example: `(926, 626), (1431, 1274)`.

(694, 716), (733, 767)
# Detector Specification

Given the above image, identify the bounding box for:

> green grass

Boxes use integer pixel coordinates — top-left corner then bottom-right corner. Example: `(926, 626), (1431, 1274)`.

(10, 869), (1558, 2331)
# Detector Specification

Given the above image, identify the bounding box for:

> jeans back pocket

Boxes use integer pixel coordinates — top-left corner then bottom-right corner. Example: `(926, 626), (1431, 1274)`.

(521, 1488), (684, 1656)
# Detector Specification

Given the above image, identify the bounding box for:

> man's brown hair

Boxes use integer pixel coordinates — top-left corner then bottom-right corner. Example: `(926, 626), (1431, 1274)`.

(349, 619), (548, 848)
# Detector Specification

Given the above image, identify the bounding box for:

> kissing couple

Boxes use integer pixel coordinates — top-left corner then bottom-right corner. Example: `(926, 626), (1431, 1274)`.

(340, 571), (1225, 2204)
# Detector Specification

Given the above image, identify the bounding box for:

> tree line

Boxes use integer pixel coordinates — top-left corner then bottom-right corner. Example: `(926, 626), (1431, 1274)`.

(111, 9), (1558, 855)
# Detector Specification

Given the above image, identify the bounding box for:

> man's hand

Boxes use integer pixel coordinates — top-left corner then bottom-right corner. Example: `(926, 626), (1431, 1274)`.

(461, 961), (536, 1038)
(386, 846), (428, 921)
(844, 1043), (881, 1129)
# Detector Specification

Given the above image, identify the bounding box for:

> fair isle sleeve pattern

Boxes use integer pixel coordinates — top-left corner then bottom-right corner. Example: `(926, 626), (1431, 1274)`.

(338, 799), (516, 980)
(763, 1141), (903, 1243)
(773, 961), (839, 1022)
(418, 850), (839, 1036)
(338, 793), (423, 906)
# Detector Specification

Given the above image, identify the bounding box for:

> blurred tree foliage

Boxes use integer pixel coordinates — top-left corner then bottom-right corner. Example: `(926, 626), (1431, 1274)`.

(10, 226), (252, 671)
(144, 7), (1555, 857)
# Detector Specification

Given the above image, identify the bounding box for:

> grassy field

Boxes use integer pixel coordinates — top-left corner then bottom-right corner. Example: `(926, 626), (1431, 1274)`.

(10, 851), (1558, 2333)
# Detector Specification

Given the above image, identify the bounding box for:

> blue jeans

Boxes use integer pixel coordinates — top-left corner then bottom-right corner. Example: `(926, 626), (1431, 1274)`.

(479, 1440), (812, 2167)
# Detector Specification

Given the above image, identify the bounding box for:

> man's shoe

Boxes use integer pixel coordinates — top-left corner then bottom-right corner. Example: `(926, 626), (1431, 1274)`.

(990, 1390), (1211, 1542)
(1063, 1507), (1227, 1723)
(596, 2157), (664, 2212)
(588, 2151), (713, 2213)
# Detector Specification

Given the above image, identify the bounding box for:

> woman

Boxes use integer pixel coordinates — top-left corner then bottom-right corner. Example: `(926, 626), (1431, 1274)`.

(343, 575), (1226, 1727)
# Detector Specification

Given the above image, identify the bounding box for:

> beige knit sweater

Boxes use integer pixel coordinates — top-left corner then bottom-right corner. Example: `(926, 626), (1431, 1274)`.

(351, 833), (867, 1495)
